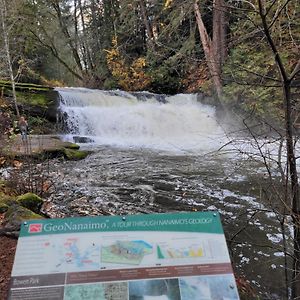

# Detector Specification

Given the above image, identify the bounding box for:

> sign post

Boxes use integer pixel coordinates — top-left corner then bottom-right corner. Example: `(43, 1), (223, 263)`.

(9, 212), (240, 299)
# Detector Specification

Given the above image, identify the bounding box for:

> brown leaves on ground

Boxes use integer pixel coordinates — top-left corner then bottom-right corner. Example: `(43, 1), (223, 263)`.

(0, 157), (23, 169)
(0, 157), (6, 167)
(0, 212), (17, 300)
(12, 160), (23, 168)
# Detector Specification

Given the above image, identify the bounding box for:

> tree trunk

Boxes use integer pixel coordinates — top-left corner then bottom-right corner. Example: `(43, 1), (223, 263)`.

(90, 0), (102, 55)
(219, 0), (227, 63)
(212, 0), (222, 76)
(139, 0), (155, 49)
(78, 0), (94, 72)
(213, 0), (227, 65)
(194, 0), (223, 100)
(284, 82), (300, 299)
(0, 0), (20, 117)
(257, 0), (300, 297)
(292, 221), (300, 298)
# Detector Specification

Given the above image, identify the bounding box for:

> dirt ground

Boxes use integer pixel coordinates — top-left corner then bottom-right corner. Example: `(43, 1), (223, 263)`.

(0, 236), (17, 300)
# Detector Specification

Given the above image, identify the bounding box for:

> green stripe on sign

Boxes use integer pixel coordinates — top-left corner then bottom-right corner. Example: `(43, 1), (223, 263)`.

(20, 211), (224, 237)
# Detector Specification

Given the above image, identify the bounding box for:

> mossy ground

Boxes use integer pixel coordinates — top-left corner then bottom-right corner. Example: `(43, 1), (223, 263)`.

(16, 91), (52, 107)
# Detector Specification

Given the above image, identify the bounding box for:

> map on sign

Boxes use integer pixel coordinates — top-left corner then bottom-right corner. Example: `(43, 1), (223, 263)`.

(101, 240), (153, 265)
(53, 237), (100, 271)
(9, 212), (240, 300)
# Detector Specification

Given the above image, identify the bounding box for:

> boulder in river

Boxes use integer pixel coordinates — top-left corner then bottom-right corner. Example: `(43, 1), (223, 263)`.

(73, 136), (94, 143)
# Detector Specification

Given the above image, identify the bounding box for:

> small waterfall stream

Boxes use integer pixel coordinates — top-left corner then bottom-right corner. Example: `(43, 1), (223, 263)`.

(57, 88), (226, 152)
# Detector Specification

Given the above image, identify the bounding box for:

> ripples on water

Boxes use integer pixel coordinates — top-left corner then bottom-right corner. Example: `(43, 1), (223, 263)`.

(52, 88), (290, 298)
(45, 145), (289, 299)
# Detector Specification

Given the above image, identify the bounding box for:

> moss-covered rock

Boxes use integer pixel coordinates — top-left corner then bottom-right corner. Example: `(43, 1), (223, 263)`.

(0, 194), (17, 206)
(62, 142), (80, 150)
(17, 193), (43, 213)
(63, 148), (89, 160)
(4, 204), (43, 228)
(16, 91), (50, 107)
(0, 202), (9, 213)
(1, 80), (58, 123)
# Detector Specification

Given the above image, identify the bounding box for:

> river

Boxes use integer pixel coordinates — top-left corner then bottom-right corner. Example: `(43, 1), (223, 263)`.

(48, 88), (290, 299)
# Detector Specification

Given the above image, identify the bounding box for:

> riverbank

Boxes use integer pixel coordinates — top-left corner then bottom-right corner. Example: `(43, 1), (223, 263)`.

(0, 133), (91, 299)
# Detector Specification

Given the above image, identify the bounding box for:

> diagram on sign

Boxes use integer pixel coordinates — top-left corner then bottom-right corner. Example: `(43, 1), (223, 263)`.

(157, 241), (204, 259)
(54, 237), (100, 271)
(101, 240), (153, 265)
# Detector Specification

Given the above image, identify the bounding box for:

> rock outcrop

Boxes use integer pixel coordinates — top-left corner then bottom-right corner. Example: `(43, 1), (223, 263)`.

(3, 135), (91, 160)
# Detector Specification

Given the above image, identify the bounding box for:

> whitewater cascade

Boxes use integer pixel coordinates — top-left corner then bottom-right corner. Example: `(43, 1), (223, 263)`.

(56, 88), (226, 152)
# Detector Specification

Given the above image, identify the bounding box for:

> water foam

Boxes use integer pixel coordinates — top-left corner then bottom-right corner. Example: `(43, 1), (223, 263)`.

(57, 88), (227, 152)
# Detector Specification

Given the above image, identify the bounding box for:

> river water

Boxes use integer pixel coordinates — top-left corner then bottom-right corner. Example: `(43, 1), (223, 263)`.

(50, 88), (290, 299)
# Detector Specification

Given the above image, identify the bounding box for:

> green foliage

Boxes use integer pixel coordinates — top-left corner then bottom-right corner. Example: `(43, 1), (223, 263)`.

(28, 116), (44, 127)
(149, 65), (181, 94)
(1, 0), (298, 107)
(27, 116), (53, 135)
(223, 0), (300, 119)
(103, 77), (118, 90)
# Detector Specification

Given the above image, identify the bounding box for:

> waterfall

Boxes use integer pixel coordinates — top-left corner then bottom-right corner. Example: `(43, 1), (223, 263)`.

(56, 87), (226, 152)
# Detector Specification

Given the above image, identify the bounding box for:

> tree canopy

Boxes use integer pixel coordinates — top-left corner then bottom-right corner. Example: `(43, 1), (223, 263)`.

(0, 0), (299, 112)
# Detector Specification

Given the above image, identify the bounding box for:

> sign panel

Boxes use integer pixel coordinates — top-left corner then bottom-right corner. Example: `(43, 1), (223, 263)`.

(9, 212), (240, 300)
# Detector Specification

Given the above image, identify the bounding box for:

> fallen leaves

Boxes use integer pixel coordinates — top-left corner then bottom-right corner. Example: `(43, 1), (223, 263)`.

(12, 160), (22, 168)
(0, 157), (6, 167)
(0, 236), (17, 300)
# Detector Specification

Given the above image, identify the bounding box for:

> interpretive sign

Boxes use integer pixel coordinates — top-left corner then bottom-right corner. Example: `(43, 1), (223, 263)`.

(9, 212), (240, 299)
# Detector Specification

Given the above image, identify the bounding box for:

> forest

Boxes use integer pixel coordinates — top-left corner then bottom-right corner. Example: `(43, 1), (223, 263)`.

(0, 0), (297, 117)
(0, 0), (300, 299)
